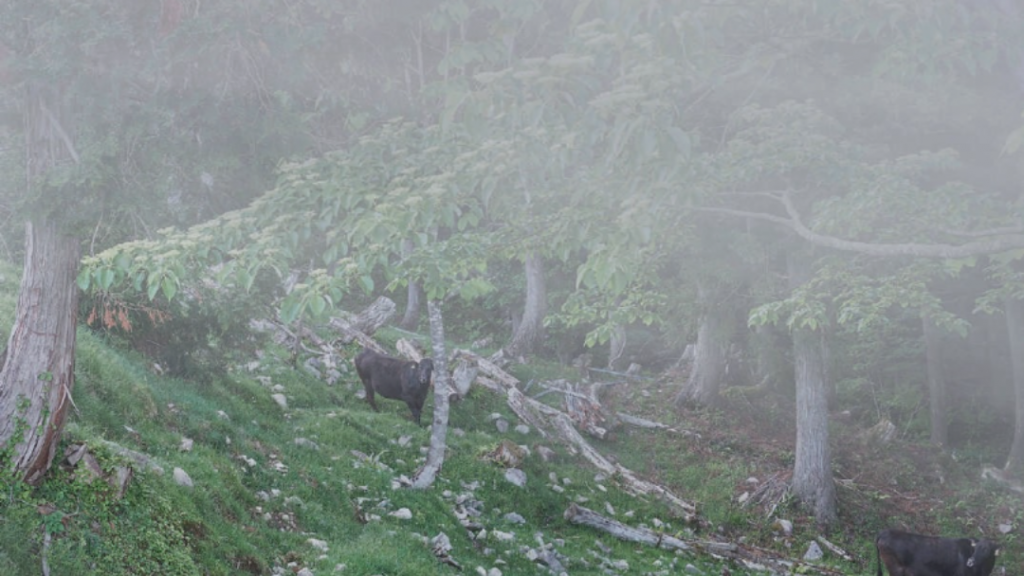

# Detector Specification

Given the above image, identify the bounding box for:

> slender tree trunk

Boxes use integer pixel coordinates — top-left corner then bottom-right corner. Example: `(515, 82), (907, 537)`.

(675, 284), (727, 408)
(411, 300), (450, 488)
(607, 324), (626, 371)
(505, 252), (546, 358)
(0, 221), (81, 485)
(1003, 297), (1024, 474)
(398, 239), (421, 330)
(788, 253), (836, 527)
(922, 310), (948, 447)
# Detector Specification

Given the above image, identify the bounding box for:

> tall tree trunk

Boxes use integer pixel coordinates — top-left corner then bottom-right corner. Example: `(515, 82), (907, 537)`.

(398, 239), (421, 330)
(0, 221), (81, 485)
(411, 300), (451, 488)
(505, 252), (546, 358)
(0, 89), (82, 485)
(675, 284), (727, 407)
(788, 253), (836, 527)
(922, 310), (948, 447)
(1003, 297), (1024, 474)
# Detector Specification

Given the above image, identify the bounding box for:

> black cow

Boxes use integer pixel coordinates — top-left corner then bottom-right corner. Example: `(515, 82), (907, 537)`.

(876, 529), (1000, 576)
(354, 347), (434, 425)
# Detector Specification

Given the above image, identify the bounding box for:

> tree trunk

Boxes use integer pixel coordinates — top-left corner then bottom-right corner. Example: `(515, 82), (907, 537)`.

(505, 252), (546, 358)
(398, 239), (421, 330)
(0, 221), (81, 485)
(922, 310), (948, 447)
(788, 253), (836, 527)
(411, 300), (450, 488)
(607, 324), (626, 371)
(1003, 297), (1024, 474)
(675, 284), (727, 408)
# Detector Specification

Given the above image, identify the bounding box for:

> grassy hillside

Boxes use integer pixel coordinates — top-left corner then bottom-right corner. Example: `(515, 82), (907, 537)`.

(0, 267), (1017, 574)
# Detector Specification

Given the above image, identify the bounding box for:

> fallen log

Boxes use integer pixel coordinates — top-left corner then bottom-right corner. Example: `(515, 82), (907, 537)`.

(329, 296), (396, 343)
(551, 414), (698, 522)
(564, 504), (847, 576)
(449, 348), (699, 522)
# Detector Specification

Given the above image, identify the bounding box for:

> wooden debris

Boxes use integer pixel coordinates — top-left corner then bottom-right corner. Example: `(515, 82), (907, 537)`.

(329, 296), (396, 343)
(565, 504), (847, 576)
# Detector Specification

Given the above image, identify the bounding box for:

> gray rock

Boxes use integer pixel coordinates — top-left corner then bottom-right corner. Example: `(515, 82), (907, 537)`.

(172, 467), (193, 488)
(271, 393), (288, 409)
(504, 468), (527, 487)
(803, 540), (823, 561)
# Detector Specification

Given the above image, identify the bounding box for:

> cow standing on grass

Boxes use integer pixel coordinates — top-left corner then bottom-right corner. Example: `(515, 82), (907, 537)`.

(354, 347), (434, 425)
(876, 529), (1000, 576)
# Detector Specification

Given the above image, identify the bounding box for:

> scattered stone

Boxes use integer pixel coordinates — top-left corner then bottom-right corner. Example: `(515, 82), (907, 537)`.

(605, 502), (616, 516)
(216, 410), (230, 420)
(179, 437), (193, 452)
(307, 538), (329, 552)
(271, 393), (288, 409)
(172, 467), (193, 488)
(294, 437), (319, 450)
(504, 468), (527, 487)
(774, 518), (793, 537)
(296, 568), (314, 576)
(272, 384), (285, 393)
(492, 530), (515, 542)
(803, 540), (823, 561)
(389, 508), (413, 520)
(333, 564), (346, 572)
(535, 445), (557, 462)
(737, 491), (749, 504)
(495, 419), (509, 433)
(514, 424), (530, 435)
(999, 522), (1014, 534)
(503, 512), (526, 525)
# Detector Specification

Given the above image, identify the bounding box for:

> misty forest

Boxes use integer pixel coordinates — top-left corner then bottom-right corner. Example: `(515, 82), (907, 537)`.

(0, 0), (1023, 574)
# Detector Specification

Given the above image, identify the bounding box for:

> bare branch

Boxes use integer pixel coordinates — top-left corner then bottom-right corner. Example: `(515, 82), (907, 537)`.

(698, 192), (1024, 258)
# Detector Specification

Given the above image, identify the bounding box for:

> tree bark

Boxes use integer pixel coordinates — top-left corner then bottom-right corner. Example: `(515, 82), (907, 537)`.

(411, 300), (450, 488)
(922, 310), (948, 447)
(398, 239), (421, 330)
(675, 284), (727, 408)
(0, 221), (81, 485)
(787, 253), (836, 527)
(505, 252), (546, 358)
(1003, 297), (1024, 474)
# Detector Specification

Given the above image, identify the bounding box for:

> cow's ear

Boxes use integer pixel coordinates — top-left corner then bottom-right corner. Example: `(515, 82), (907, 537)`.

(995, 547), (1001, 556)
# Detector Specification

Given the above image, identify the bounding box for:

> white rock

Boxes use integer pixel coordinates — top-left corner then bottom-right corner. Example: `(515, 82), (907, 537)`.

(504, 468), (527, 487)
(774, 518), (793, 537)
(333, 564), (346, 572)
(179, 437), (193, 452)
(307, 538), (329, 552)
(998, 523), (1014, 534)
(172, 467), (193, 488)
(296, 569), (314, 576)
(605, 502), (616, 515)
(492, 530), (515, 542)
(271, 393), (288, 409)
(216, 410), (230, 420)
(514, 424), (530, 434)
(389, 508), (413, 520)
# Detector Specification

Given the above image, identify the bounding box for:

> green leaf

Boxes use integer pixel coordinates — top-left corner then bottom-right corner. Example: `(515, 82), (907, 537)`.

(279, 297), (302, 324)
(309, 294), (327, 316)
(161, 277), (178, 301)
(76, 268), (92, 291)
(359, 275), (375, 293)
(146, 278), (161, 301)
